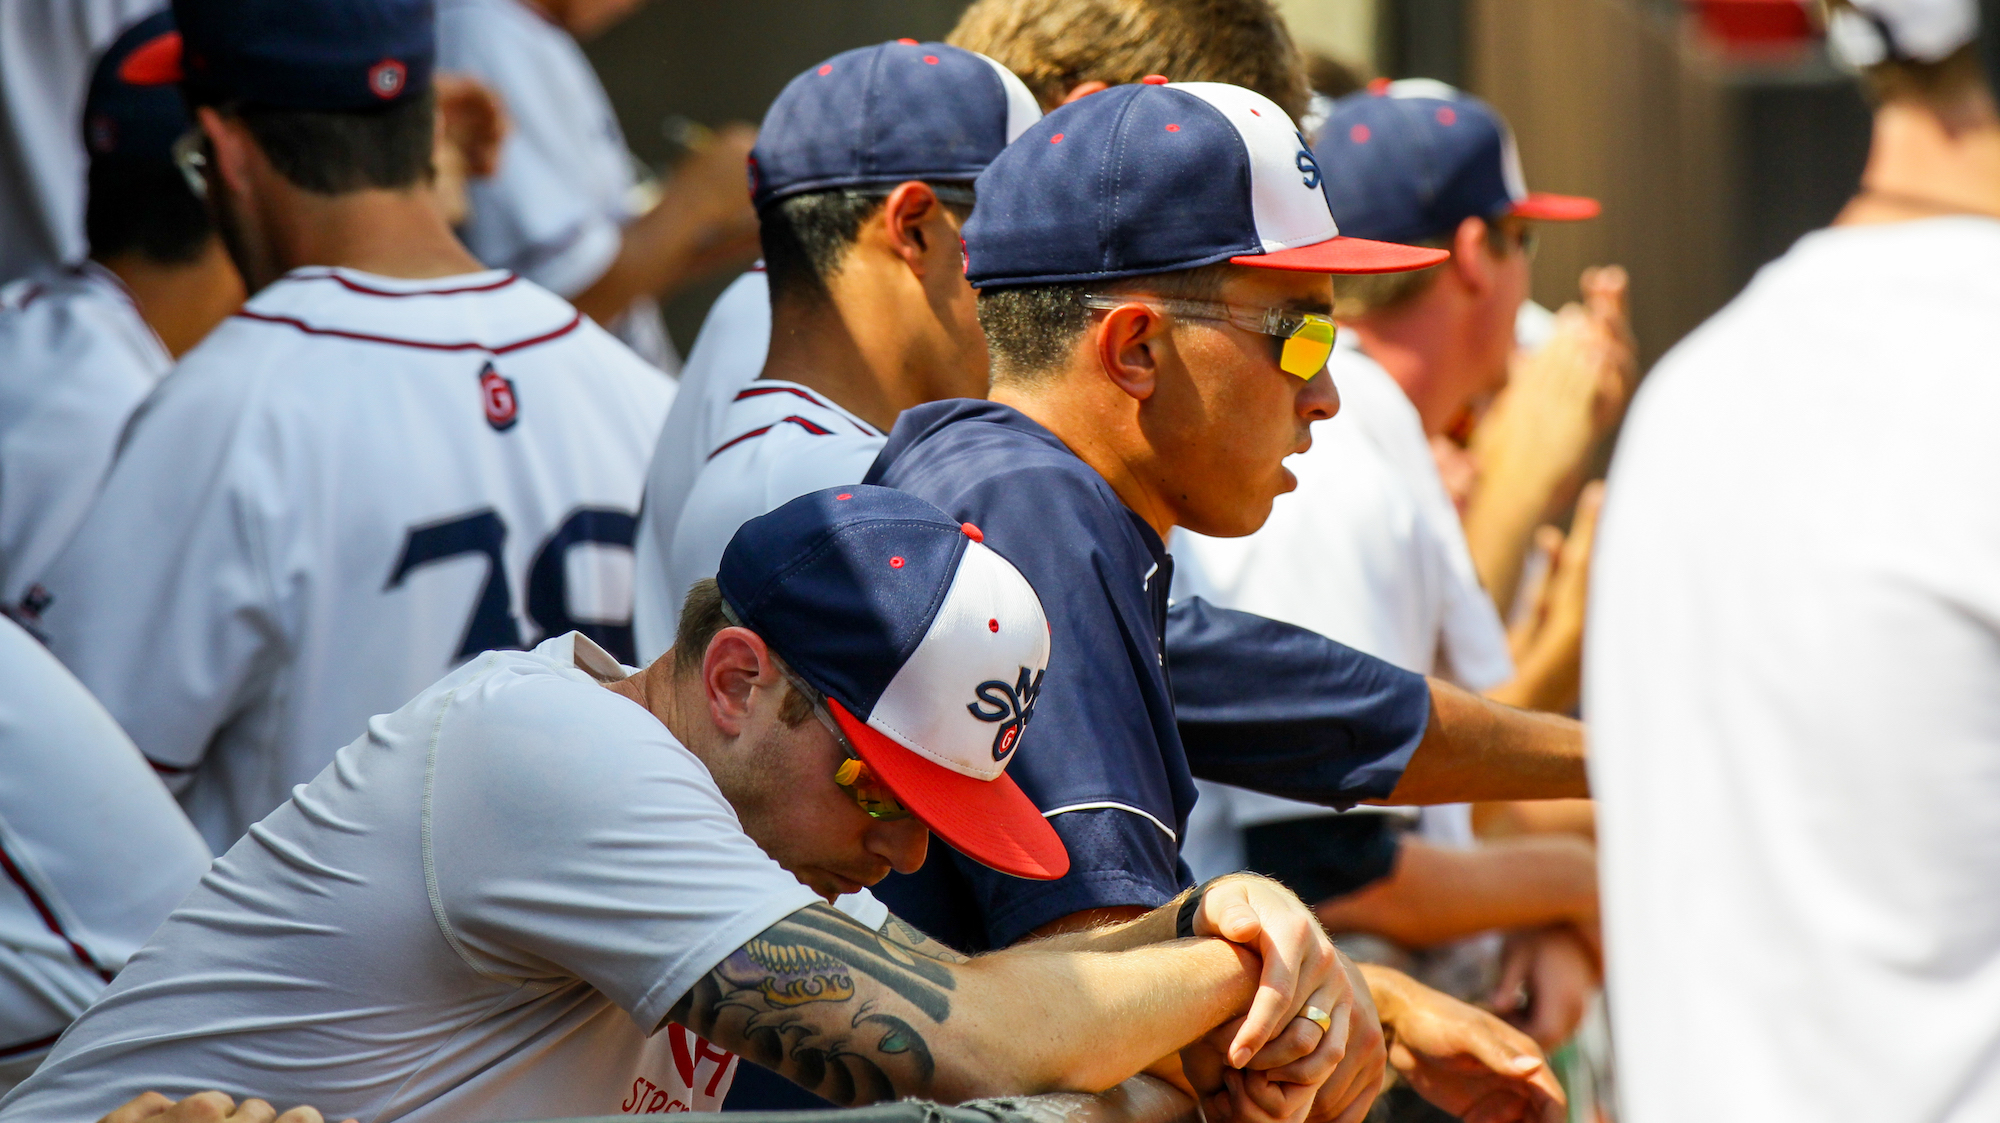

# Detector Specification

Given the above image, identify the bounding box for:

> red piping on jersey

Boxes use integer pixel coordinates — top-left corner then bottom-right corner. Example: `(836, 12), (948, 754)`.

(0, 1030), (62, 1060)
(232, 309), (584, 355)
(306, 271), (521, 298)
(734, 384), (836, 410)
(145, 757), (195, 776)
(0, 837), (114, 983)
(7, 283), (45, 311)
(707, 415), (836, 460)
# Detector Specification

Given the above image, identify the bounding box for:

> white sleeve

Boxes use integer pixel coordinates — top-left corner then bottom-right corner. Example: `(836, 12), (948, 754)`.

(36, 367), (284, 787)
(437, 9), (623, 296)
(427, 672), (821, 1032)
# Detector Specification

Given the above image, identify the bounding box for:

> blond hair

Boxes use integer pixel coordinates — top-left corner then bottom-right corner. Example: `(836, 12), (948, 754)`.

(947, 0), (1311, 123)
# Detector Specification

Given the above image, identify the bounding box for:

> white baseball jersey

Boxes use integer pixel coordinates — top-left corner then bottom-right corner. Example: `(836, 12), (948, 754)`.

(656, 382), (883, 651)
(33, 266), (672, 854)
(436, 0), (676, 373)
(631, 268), (772, 661)
(0, 631), (886, 1123)
(0, 0), (162, 282)
(1588, 217), (2000, 1123)
(0, 263), (171, 611)
(0, 615), (209, 1094)
(1174, 338), (1512, 879)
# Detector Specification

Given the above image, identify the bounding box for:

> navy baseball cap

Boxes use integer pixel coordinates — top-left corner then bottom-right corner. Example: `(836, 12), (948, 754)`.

(965, 80), (1450, 288)
(748, 40), (1042, 213)
(83, 12), (187, 164)
(718, 486), (1066, 881)
(1315, 80), (1599, 246)
(159, 0), (434, 110)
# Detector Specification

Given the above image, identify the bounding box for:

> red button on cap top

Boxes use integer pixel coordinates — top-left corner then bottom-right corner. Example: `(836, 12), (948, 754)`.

(897, 37), (919, 44)
(961, 522), (984, 542)
(1141, 74), (1169, 84)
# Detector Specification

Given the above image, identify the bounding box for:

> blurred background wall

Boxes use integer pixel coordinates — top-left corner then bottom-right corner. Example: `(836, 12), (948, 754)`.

(584, 0), (1870, 367)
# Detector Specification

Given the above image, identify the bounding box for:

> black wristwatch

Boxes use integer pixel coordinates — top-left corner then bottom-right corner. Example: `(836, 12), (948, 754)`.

(1175, 877), (1220, 939)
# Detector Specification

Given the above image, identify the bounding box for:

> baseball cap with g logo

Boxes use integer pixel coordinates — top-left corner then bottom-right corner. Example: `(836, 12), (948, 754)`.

(717, 486), (1066, 881)
(161, 0), (434, 111)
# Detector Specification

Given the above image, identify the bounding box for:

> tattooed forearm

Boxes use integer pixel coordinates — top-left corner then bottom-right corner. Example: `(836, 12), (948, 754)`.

(667, 904), (958, 1105)
(880, 914), (971, 965)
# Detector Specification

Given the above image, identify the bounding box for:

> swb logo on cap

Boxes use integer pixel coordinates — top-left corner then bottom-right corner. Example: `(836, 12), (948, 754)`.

(718, 487), (1066, 881)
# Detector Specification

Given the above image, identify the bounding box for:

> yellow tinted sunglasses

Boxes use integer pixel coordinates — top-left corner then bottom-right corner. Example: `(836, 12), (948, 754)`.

(1081, 294), (1338, 381)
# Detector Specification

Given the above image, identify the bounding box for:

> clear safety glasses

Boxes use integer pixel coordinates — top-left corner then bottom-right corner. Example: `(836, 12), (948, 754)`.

(171, 128), (210, 201)
(1081, 294), (1339, 381)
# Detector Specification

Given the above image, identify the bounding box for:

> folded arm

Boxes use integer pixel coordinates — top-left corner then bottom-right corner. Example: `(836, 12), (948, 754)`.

(666, 901), (1259, 1105)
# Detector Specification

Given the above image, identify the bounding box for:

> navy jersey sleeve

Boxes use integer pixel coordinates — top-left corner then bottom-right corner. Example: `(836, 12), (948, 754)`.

(1167, 596), (1431, 806)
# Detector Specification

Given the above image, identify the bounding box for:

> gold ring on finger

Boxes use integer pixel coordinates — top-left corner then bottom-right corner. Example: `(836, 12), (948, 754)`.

(1299, 1005), (1333, 1035)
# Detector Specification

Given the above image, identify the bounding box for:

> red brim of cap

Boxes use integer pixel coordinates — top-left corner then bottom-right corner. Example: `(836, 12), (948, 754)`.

(118, 31), (184, 86)
(829, 699), (1070, 881)
(1231, 235), (1450, 275)
(1509, 192), (1601, 222)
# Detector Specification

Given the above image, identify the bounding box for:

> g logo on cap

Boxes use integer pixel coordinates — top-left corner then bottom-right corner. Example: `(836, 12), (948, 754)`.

(968, 666), (1044, 761)
(368, 59), (407, 100)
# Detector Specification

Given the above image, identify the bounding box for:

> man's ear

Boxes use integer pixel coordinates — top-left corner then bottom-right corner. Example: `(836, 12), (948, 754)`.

(701, 627), (776, 737)
(1448, 215), (1496, 295)
(1093, 301), (1169, 402)
(878, 180), (947, 274)
(1061, 80), (1111, 105)
(197, 105), (258, 200)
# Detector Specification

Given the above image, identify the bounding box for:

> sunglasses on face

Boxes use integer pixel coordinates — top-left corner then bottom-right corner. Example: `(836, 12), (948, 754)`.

(778, 665), (915, 823)
(1081, 294), (1339, 381)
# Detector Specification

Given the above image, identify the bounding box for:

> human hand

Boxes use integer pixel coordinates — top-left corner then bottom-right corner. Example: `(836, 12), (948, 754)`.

(1366, 966), (1565, 1123)
(661, 122), (761, 239)
(1190, 874), (1348, 1069)
(433, 73), (509, 179)
(1182, 951), (1387, 1123)
(100, 1091), (349, 1123)
(1490, 925), (1600, 1051)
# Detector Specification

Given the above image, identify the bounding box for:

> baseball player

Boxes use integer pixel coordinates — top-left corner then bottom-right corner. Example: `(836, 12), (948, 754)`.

(641, 0), (1317, 648)
(1171, 83), (1612, 1048)
(866, 80), (1577, 1123)
(0, 10), (244, 620)
(0, 612), (210, 1093)
(1589, 0), (2000, 1117)
(0, 0), (163, 282)
(436, 0), (758, 372)
(0, 487), (1367, 1123)
(32, 0), (672, 854)
(630, 41), (1042, 660)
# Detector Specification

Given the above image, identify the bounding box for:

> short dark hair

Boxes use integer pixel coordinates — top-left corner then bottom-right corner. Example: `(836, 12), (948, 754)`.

(85, 157), (213, 263)
(978, 262), (1232, 386)
(672, 578), (815, 728)
(759, 189), (891, 306)
(231, 91), (435, 195)
(759, 186), (973, 306)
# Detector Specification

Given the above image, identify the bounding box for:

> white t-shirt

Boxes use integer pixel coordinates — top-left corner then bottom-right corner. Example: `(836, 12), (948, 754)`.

(34, 267), (672, 854)
(0, 615), (209, 1093)
(1587, 217), (2000, 1123)
(1174, 340), (1512, 879)
(0, 263), (171, 610)
(437, 0), (676, 373)
(0, 0), (162, 282)
(631, 269), (773, 661)
(656, 381), (883, 648)
(0, 632), (885, 1123)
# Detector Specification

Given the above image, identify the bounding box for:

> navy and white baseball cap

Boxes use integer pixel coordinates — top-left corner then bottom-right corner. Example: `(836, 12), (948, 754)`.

(718, 486), (1066, 881)
(1314, 80), (1599, 246)
(162, 0), (433, 110)
(964, 80), (1449, 288)
(83, 12), (187, 163)
(749, 40), (1042, 212)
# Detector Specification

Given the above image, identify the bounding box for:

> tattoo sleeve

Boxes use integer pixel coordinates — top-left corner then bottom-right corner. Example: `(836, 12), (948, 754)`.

(667, 904), (965, 1105)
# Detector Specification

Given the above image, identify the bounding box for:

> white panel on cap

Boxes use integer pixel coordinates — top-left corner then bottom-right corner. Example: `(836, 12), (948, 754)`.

(866, 540), (1052, 781)
(1169, 82), (1340, 254)
(972, 52), (1046, 143)
(1386, 78), (1463, 101)
(1831, 0), (1976, 65)
(1499, 125), (1530, 204)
